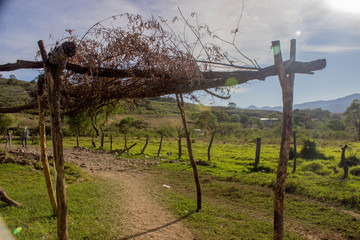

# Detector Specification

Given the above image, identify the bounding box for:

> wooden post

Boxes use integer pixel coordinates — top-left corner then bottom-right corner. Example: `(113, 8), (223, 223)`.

(273, 39), (295, 240)
(341, 145), (349, 179)
(254, 138), (261, 168)
(91, 136), (96, 148)
(176, 93), (202, 211)
(76, 133), (79, 147)
(37, 74), (57, 215)
(38, 40), (76, 240)
(292, 131), (297, 174)
(124, 132), (127, 149)
(141, 135), (149, 154)
(208, 129), (216, 161)
(177, 127), (182, 159)
(110, 135), (113, 151)
(101, 132), (105, 148)
(157, 133), (164, 157)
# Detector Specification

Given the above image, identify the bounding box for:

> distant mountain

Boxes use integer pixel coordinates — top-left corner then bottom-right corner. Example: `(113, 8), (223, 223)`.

(246, 93), (360, 113)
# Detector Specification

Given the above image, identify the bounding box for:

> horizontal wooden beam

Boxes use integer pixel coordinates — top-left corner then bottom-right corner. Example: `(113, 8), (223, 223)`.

(0, 58), (326, 114)
(0, 103), (38, 113)
(0, 59), (326, 79)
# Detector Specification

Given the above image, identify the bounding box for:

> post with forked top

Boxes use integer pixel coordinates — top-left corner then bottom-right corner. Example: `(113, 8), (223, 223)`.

(38, 40), (76, 240)
(273, 39), (295, 240)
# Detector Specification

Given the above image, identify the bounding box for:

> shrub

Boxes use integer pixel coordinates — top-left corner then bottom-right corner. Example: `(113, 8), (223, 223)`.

(347, 155), (360, 167)
(350, 167), (360, 177)
(299, 140), (326, 159)
(301, 162), (331, 175)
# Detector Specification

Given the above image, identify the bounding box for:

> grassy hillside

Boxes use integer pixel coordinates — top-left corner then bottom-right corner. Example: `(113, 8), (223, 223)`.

(0, 78), (37, 108)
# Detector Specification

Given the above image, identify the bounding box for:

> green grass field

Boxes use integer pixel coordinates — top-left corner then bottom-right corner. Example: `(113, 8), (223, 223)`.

(0, 163), (125, 240)
(1, 136), (360, 239)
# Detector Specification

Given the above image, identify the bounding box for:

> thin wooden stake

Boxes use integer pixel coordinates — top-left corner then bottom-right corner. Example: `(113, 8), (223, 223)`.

(37, 74), (57, 215)
(157, 133), (164, 157)
(341, 145), (349, 179)
(176, 93), (202, 211)
(254, 138), (261, 168)
(101, 132), (105, 148)
(292, 131), (297, 174)
(208, 129), (216, 161)
(110, 135), (113, 151)
(141, 135), (149, 154)
(177, 127), (182, 159)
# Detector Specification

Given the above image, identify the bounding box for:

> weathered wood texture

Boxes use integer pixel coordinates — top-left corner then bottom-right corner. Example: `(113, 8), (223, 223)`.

(141, 135), (148, 154)
(273, 40), (295, 240)
(0, 58), (326, 114)
(176, 93), (202, 211)
(254, 137), (261, 168)
(0, 186), (22, 207)
(38, 40), (71, 240)
(0, 103), (38, 113)
(341, 145), (349, 179)
(177, 127), (182, 159)
(37, 74), (58, 215)
(292, 131), (297, 174)
(157, 133), (164, 157)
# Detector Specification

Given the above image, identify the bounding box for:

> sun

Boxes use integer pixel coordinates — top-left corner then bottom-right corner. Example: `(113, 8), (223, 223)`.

(325, 0), (360, 13)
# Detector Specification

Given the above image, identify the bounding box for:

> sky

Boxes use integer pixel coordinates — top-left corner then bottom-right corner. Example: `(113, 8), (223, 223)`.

(0, 0), (359, 108)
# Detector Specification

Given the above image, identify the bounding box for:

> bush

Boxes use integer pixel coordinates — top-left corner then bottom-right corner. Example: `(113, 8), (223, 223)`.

(301, 162), (331, 175)
(350, 167), (360, 177)
(299, 140), (326, 159)
(347, 155), (360, 167)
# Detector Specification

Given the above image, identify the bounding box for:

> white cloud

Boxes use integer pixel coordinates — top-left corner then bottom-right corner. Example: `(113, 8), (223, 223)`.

(229, 86), (250, 94)
(302, 45), (360, 53)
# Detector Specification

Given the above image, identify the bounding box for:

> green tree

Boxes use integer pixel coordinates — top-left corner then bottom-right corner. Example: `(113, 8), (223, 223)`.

(327, 119), (345, 131)
(118, 116), (147, 148)
(344, 99), (360, 140)
(229, 114), (240, 123)
(66, 111), (91, 146)
(0, 114), (15, 134)
(88, 103), (122, 137)
(193, 110), (218, 131)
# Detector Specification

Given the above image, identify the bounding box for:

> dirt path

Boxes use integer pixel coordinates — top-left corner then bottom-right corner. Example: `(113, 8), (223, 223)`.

(97, 171), (195, 240)
(2, 146), (196, 240)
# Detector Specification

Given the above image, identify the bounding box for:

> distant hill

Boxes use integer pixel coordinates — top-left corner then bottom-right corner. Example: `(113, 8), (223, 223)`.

(0, 78), (37, 108)
(246, 94), (360, 113)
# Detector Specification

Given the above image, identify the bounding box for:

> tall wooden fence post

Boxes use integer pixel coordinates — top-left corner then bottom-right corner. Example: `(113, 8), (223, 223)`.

(157, 133), (164, 157)
(176, 93), (202, 211)
(254, 137), (261, 168)
(141, 135), (149, 154)
(37, 74), (57, 215)
(101, 132), (105, 149)
(110, 135), (113, 151)
(292, 131), (297, 174)
(38, 40), (76, 240)
(177, 127), (182, 159)
(273, 39), (295, 240)
(341, 145), (349, 179)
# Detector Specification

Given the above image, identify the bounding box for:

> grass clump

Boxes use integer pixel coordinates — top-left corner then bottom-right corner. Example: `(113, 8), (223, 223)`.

(300, 162), (331, 176)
